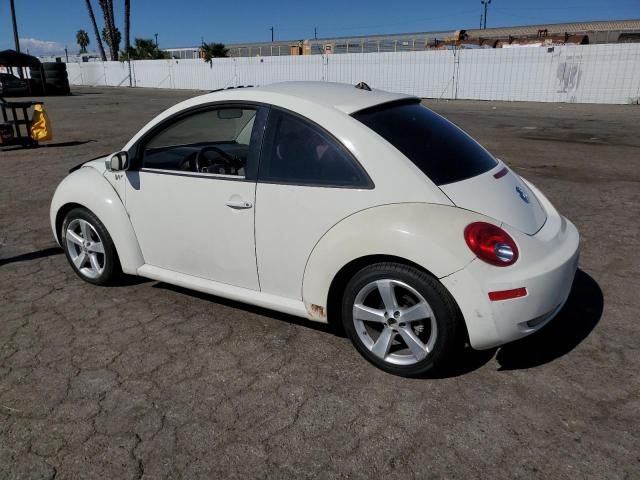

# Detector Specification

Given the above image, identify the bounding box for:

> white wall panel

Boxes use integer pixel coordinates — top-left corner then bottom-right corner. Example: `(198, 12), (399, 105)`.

(65, 43), (640, 104)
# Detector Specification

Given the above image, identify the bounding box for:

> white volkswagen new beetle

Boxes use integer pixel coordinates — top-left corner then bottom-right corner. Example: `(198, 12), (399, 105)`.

(50, 82), (579, 376)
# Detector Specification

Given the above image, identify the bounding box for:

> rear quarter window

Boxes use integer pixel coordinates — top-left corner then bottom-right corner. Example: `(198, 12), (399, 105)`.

(352, 100), (497, 185)
(258, 108), (371, 188)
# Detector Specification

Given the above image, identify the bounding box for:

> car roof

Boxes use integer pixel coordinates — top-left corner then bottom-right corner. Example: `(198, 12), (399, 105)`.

(124, 82), (418, 150)
(202, 81), (417, 115)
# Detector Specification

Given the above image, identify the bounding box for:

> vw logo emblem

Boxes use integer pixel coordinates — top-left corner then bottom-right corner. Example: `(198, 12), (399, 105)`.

(515, 185), (530, 204)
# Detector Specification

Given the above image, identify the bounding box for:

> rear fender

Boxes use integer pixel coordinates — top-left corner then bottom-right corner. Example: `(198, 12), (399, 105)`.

(302, 203), (488, 320)
(50, 167), (144, 274)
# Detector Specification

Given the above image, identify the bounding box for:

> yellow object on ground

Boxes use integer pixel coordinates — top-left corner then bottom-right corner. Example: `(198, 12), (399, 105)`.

(30, 104), (53, 142)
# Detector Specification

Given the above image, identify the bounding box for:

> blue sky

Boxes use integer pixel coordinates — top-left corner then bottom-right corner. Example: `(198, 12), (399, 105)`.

(1, 0), (638, 55)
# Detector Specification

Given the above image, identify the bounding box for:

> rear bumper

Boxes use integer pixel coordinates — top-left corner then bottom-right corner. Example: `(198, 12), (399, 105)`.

(442, 216), (579, 350)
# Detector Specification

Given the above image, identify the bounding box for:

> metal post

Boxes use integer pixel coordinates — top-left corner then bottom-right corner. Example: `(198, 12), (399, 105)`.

(9, 0), (21, 53)
(481, 0), (491, 29)
(9, 0), (25, 78)
(270, 27), (274, 42)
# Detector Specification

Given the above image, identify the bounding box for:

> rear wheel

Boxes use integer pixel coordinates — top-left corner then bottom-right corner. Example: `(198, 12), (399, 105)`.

(342, 262), (462, 377)
(61, 207), (120, 285)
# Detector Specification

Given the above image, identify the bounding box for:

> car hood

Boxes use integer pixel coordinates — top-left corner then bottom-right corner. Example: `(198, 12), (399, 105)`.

(438, 162), (547, 235)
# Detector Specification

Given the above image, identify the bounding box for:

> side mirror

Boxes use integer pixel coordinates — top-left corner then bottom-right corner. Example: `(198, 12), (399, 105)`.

(106, 151), (129, 172)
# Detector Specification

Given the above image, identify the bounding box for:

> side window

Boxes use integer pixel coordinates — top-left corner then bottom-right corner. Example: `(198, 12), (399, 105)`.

(142, 107), (259, 178)
(259, 109), (370, 187)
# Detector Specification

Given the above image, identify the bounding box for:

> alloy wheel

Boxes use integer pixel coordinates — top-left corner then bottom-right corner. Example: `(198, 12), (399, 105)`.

(352, 279), (438, 366)
(65, 218), (106, 279)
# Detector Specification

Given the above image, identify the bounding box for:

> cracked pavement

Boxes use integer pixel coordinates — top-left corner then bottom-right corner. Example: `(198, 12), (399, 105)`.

(1, 87), (639, 479)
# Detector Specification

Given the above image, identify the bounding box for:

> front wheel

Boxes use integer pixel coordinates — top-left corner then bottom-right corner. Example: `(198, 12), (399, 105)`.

(61, 207), (120, 285)
(341, 262), (462, 377)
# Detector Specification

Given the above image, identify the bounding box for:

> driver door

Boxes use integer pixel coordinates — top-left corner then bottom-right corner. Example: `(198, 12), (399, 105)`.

(124, 104), (267, 290)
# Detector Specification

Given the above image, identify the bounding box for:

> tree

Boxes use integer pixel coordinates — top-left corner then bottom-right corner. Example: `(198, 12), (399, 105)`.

(124, 0), (131, 58)
(102, 26), (121, 58)
(98, 0), (119, 60)
(125, 38), (168, 60)
(200, 42), (229, 66)
(76, 29), (90, 54)
(84, 0), (107, 61)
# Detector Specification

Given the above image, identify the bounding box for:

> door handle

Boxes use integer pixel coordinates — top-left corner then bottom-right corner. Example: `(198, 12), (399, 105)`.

(226, 199), (253, 209)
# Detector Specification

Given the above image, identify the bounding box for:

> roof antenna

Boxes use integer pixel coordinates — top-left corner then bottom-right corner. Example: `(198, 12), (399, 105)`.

(355, 82), (371, 91)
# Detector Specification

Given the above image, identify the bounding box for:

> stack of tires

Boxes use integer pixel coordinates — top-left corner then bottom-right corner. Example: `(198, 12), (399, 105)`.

(30, 62), (71, 96)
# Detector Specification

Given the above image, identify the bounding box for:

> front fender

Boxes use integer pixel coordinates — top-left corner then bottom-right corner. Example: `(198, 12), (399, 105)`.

(50, 167), (144, 274)
(302, 203), (490, 318)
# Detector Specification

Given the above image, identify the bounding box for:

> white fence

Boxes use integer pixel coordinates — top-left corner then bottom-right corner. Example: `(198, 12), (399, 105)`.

(66, 43), (640, 104)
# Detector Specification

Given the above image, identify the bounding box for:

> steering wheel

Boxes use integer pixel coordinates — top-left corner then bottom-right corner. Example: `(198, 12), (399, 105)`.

(178, 152), (197, 171)
(195, 146), (238, 174)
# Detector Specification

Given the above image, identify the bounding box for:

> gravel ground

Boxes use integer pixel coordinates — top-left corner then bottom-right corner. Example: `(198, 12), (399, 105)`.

(1, 87), (638, 479)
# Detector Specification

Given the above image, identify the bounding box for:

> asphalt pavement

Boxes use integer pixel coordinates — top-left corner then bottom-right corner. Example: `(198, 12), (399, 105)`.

(1, 87), (638, 479)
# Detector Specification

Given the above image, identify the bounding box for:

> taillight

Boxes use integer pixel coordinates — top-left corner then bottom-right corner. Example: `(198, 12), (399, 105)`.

(464, 222), (519, 266)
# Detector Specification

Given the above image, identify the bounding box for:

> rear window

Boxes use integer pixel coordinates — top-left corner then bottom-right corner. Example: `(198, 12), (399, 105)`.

(352, 100), (497, 185)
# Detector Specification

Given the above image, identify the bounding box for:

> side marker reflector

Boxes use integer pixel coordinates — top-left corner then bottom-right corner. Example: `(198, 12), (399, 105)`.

(493, 167), (508, 179)
(489, 287), (527, 301)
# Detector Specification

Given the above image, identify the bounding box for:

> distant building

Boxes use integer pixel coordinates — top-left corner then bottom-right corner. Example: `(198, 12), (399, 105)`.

(163, 19), (640, 59)
(39, 19), (640, 63)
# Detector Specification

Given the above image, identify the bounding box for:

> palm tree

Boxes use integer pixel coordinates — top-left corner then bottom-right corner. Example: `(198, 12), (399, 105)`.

(102, 26), (121, 57)
(200, 42), (229, 66)
(127, 38), (168, 60)
(98, 0), (119, 60)
(124, 0), (131, 58)
(76, 29), (90, 54)
(84, 0), (107, 61)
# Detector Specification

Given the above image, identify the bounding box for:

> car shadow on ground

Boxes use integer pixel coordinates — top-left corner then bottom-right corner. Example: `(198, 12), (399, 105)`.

(153, 269), (603, 377)
(0, 140), (95, 152)
(0, 246), (63, 267)
(495, 268), (603, 370)
(0, 247), (603, 377)
(0, 248), (148, 288)
(152, 282), (335, 335)
(112, 275), (152, 287)
(40, 140), (97, 148)
(405, 269), (604, 379)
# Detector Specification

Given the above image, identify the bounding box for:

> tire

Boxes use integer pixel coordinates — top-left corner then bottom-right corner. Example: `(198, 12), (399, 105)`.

(42, 62), (67, 73)
(28, 83), (44, 95)
(61, 207), (120, 285)
(45, 78), (69, 86)
(43, 71), (68, 81)
(45, 81), (70, 89)
(341, 262), (462, 377)
(45, 82), (70, 95)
